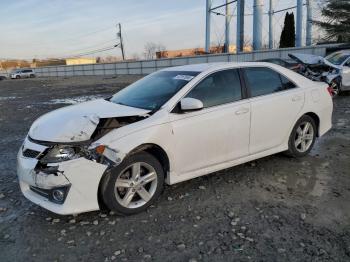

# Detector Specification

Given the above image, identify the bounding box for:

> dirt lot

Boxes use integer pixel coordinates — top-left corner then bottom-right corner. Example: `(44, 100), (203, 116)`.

(0, 76), (349, 261)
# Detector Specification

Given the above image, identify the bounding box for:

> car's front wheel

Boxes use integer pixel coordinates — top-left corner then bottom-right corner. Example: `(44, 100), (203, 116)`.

(329, 78), (341, 97)
(16, 75), (20, 79)
(101, 152), (164, 215)
(286, 115), (316, 157)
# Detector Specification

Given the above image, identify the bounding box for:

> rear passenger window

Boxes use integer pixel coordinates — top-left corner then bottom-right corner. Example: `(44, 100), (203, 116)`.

(244, 67), (294, 97)
(186, 69), (242, 108)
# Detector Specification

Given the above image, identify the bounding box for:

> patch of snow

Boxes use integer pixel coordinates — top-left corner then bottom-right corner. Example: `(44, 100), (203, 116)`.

(0, 96), (17, 101)
(43, 95), (106, 105)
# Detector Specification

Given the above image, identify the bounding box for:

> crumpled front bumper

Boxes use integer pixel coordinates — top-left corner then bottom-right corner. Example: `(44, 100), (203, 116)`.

(17, 137), (108, 215)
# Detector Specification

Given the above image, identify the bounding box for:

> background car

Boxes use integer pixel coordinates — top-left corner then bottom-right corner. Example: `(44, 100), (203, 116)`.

(258, 58), (300, 71)
(289, 50), (350, 96)
(10, 69), (36, 79)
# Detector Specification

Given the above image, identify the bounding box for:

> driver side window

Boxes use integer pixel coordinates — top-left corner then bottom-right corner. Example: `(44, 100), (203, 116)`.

(185, 69), (242, 108)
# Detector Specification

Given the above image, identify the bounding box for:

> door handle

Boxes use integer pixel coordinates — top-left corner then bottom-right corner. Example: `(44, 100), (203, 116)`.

(235, 108), (249, 115)
(292, 95), (302, 102)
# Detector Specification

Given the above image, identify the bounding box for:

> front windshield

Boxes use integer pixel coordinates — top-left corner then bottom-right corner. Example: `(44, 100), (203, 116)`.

(325, 52), (350, 65)
(110, 70), (200, 110)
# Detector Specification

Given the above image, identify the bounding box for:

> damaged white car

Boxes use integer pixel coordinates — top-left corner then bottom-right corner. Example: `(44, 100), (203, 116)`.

(289, 50), (350, 96)
(17, 62), (333, 215)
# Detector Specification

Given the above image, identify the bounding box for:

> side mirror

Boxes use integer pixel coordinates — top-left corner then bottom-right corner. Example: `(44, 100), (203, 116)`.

(180, 97), (203, 112)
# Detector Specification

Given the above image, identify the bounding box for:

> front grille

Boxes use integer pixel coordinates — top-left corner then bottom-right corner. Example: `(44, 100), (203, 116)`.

(22, 149), (41, 158)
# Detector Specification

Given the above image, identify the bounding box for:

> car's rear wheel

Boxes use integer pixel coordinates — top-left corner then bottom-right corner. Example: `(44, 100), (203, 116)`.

(286, 115), (316, 157)
(101, 152), (164, 215)
(30, 74), (35, 78)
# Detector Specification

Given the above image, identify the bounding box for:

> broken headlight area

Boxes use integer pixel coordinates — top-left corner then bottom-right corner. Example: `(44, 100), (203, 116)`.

(88, 144), (124, 166)
(39, 145), (87, 164)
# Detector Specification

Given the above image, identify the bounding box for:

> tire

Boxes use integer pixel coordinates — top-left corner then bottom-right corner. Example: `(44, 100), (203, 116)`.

(30, 74), (35, 78)
(16, 75), (20, 79)
(101, 152), (164, 215)
(286, 115), (316, 158)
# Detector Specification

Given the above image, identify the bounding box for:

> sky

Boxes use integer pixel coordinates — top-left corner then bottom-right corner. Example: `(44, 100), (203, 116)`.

(0, 0), (323, 60)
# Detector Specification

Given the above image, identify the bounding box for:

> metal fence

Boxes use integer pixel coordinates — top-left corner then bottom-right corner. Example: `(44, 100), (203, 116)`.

(31, 45), (332, 77)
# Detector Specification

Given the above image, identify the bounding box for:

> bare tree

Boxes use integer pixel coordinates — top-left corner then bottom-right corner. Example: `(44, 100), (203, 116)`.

(143, 42), (166, 59)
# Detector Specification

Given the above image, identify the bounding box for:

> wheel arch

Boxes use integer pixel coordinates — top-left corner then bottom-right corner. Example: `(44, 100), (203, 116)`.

(127, 143), (170, 177)
(97, 143), (170, 211)
(303, 112), (320, 137)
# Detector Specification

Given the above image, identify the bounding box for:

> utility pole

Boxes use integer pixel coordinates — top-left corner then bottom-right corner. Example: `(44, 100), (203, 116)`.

(205, 0), (212, 53)
(253, 0), (263, 50)
(117, 23), (125, 60)
(236, 0), (245, 53)
(224, 0), (231, 53)
(296, 0), (303, 47)
(306, 0), (312, 46)
(268, 0), (274, 49)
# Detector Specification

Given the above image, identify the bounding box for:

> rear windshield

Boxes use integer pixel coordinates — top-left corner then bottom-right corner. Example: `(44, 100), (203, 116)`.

(110, 70), (200, 110)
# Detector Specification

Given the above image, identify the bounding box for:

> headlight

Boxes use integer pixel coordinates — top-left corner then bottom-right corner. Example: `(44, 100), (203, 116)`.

(40, 145), (83, 163)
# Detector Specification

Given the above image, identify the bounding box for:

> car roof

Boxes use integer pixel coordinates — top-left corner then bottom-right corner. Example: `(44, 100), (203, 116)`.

(160, 62), (286, 73)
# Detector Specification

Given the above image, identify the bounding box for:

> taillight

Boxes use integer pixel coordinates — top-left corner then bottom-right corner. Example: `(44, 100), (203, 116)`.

(327, 86), (334, 97)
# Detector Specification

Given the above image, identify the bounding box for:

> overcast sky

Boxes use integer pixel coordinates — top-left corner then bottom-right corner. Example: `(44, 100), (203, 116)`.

(0, 0), (323, 60)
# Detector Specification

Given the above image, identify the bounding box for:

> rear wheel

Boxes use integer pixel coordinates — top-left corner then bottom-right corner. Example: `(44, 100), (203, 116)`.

(29, 74), (35, 78)
(286, 115), (316, 157)
(101, 152), (164, 215)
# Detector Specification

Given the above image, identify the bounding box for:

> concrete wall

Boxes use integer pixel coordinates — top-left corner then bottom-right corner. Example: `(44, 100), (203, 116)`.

(33, 45), (330, 77)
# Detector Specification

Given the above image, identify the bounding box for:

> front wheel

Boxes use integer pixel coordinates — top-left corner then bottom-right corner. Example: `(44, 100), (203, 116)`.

(101, 152), (164, 215)
(329, 78), (341, 97)
(286, 115), (316, 157)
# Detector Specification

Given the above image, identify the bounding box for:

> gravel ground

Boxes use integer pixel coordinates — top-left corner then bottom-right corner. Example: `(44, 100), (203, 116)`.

(0, 76), (349, 262)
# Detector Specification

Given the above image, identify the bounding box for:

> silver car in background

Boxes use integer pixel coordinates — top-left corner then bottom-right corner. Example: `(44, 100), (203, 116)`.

(10, 69), (36, 79)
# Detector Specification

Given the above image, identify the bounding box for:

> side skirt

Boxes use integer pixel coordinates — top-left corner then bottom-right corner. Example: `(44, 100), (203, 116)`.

(166, 144), (288, 185)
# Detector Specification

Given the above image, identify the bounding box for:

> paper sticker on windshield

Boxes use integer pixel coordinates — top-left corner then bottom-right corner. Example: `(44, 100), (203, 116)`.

(173, 75), (194, 81)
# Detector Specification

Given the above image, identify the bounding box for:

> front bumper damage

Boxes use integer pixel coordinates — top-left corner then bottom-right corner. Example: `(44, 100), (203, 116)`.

(17, 100), (151, 215)
(17, 137), (108, 215)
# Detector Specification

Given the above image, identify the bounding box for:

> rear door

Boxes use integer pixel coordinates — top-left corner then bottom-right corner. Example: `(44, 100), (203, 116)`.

(243, 67), (305, 154)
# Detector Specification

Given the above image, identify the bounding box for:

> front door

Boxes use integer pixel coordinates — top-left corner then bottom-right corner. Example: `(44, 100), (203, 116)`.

(169, 69), (251, 175)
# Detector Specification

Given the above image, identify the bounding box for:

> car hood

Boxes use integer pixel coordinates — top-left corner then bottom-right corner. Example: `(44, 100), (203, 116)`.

(288, 53), (325, 65)
(29, 99), (150, 143)
(288, 53), (340, 69)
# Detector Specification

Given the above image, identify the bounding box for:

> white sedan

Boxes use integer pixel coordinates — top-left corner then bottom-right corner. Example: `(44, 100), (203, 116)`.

(17, 62), (333, 215)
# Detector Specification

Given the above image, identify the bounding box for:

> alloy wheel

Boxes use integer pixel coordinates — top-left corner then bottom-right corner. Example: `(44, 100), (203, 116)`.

(294, 121), (314, 153)
(114, 162), (158, 209)
(330, 81), (339, 97)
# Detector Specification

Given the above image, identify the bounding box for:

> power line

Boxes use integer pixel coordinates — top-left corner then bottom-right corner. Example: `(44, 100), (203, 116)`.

(52, 44), (119, 60)
(57, 38), (117, 56)
(210, 0), (237, 12)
